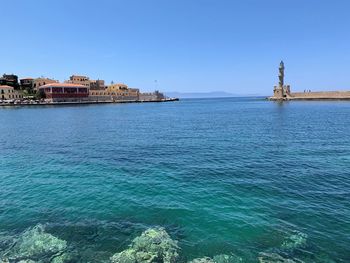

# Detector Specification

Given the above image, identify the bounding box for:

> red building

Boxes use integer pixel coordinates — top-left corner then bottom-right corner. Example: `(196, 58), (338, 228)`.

(39, 83), (89, 102)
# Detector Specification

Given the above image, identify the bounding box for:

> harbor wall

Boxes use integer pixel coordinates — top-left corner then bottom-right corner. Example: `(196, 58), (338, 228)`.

(290, 91), (350, 100)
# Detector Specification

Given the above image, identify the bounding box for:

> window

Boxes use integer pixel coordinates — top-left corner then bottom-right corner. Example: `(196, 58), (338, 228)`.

(52, 88), (63, 93)
(65, 88), (77, 94)
(78, 88), (87, 93)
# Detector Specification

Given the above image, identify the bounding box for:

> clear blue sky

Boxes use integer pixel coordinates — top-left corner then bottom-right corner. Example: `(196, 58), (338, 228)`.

(1, 0), (350, 95)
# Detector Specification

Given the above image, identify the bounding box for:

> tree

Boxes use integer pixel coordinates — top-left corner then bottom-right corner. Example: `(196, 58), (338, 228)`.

(35, 89), (46, 99)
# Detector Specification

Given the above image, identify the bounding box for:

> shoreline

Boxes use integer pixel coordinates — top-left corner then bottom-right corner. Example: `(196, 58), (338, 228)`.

(0, 97), (179, 107)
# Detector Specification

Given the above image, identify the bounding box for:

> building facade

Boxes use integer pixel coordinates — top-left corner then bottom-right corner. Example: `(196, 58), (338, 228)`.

(33, 78), (58, 91)
(67, 75), (90, 87)
(89, 90), (112, 101)
(39, 83), (89, 102)
(89, 79), (105, 90)
(0, 74), (20, 89)
(106, 84), (139, 101)
(68, 75), (106, 90)
(20, 78), (34, 91)
(0, 85), (23, 100)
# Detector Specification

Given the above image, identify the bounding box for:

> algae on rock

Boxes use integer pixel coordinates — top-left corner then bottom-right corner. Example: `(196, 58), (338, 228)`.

(110, 227), (180, 263)
(0, 224), (70, 263)
(188, 257), (215, 263)
(281, 231), (308, 251)
(188, 254), (242, 263)
(258, 252), (298, 263)
(213, 254), (242, 263)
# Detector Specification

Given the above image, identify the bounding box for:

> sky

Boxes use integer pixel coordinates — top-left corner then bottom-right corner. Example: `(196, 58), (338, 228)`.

(1, 0), (350, 95)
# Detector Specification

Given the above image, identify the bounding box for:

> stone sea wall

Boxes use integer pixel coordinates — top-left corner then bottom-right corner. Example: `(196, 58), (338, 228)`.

(290, 91), (350, 100)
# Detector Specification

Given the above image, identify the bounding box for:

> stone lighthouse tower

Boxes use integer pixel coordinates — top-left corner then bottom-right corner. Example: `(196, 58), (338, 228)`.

(273, 61), (291, 99)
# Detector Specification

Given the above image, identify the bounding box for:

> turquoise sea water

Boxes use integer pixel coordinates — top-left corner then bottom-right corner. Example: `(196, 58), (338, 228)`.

(0, 98), (349, 262)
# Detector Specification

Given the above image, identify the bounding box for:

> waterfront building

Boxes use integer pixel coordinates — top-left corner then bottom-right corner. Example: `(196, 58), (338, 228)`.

(67, 75), (90, 87)
(89, 79), (105, 90)
(39, 83), (89, 102)
(0, 85), (23, 100)
(89, 90), (112, 101)
(20, 78), (34, 91)
(0, 74), (20, 89)
(68, 75), (106, 90)
(33, 78), (58, 91)
(107, 83), (140, 101)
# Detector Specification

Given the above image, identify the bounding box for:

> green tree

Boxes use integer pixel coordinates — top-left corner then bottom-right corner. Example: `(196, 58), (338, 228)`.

(35, 89), (46, 99)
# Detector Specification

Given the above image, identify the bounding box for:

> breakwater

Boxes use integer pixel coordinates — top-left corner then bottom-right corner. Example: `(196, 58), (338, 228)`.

(269, 90), (350, 101)
(269, 61), (350, 101)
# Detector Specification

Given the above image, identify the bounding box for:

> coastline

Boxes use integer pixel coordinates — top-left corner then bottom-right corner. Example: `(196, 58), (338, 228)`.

(0, 97), (179, 107)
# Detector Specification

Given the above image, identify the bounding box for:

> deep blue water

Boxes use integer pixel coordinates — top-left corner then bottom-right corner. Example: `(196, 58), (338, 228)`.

(0, 98), (349, 262)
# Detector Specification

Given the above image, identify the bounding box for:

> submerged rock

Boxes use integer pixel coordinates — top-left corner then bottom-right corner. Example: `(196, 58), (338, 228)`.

(188, 254), (242, 263)
(281, 231), (308, 251)
(258, 230), (308, 263)
(188, 257), (215, 263)
(1, 224), (70, 263)
(110, 227), (180, 263)
(213, 254), (242, 263)
(258, 252), (298, 263)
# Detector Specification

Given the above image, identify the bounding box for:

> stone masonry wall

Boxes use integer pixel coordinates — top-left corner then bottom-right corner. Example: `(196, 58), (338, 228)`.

(290, 91), (350, 99)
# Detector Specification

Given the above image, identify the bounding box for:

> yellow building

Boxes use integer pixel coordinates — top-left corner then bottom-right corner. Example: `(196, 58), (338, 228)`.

(0, 85), (23, 100)
(67, 75), (90, 87)
(106, 83), (139, 100)
(89, 90), (113, 101)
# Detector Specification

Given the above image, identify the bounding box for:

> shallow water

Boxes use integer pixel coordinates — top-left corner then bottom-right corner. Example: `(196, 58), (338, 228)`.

(0, 98), (349, 262)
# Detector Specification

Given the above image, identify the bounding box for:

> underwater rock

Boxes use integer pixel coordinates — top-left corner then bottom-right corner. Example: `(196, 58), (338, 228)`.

(258, 252), (298, 263)
(188, 254), (242, 263)
(281, 231), (308, 251)
(213, 254), (242, 263)
(0, 224), (70, 263)
(0, 260), (36, 263)
(188, 257), (215, 263)
(110, 227), (180, 263)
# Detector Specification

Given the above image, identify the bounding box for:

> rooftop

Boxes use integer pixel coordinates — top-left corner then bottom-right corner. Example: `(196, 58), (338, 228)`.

(40, 83), (87, 88)
(0, 85), (14, 89)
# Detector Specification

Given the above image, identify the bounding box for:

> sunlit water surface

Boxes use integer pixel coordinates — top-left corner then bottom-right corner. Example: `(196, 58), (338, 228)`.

(0, 98), (349, 262)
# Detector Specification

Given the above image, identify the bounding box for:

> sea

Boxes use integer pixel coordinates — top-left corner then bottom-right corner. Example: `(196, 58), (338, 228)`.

(0, 97), (349, 263)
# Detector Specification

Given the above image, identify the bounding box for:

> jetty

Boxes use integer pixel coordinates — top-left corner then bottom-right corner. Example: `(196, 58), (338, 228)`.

(268, 61), (350, 101)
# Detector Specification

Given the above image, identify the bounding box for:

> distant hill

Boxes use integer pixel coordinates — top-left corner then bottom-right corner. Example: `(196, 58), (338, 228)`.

(164, 91), (240, 99)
